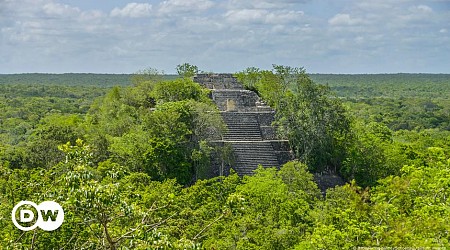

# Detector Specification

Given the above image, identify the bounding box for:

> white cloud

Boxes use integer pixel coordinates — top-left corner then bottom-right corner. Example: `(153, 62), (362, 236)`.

(159, 0), (214, 14)
(111, 3), (153, 18)
(177, 16), (226, 33)
(397, 4), (434, 24)
(356, 0), (413, 11)
(43, 3), (80, 17)
(225, 0), (305, 9)
(356, 2), (392, 10)
(80, 10), (106, 22)
(225, 9), (303, 25)
(409, 4), (433, 14)
(1, 0), (449, 74)
(328, 14), (363, 26)
(266, 10), (304, 24)
(224, 9), (268, 24)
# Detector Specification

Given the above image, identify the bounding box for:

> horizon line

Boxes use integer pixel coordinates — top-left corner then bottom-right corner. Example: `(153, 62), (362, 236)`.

(1, 72), (450, 75)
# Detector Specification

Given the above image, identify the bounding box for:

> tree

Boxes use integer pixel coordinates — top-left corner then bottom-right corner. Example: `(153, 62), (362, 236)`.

(341, 121), (396, 186)
(0, 140), (197, 249)
(152, 78), (210, 104)
(25, 114), (84, 168)
(176, 63), (199, 78)
(299, 182), (372, 249)
(369, 147), (450, 247)
(234, 67), (261, 92)
(237, 65), (351, 172)
(88, 76), (225, 185)
(202, 163), (320, 249)
(131, 67), (164, 86)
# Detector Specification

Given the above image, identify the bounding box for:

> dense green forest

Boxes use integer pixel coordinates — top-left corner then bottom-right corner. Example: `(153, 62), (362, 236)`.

(0, 67), (449, 249)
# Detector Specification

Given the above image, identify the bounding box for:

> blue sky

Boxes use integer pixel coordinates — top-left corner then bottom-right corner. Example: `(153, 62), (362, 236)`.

(1, 0), (449, 74)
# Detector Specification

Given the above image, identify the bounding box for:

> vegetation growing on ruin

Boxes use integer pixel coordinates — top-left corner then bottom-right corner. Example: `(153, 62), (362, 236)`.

(0, 66), (449, 248)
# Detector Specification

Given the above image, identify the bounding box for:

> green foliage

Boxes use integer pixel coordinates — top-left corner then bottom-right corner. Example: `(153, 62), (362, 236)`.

(369, 148), (450, 247)
(311, 74), (450, 131)
(0, 142), (195, 249)
(0, 73), (132, 87)
(310, 73), (450, 100)
(1, 145), (450, 248)
(200, 163), (319, 249)
(1, 68), (449, 248)
(341, 121), (450, 187)
(277, 76), (350, 172)
(152, 78), (210, 104)
(234, 66), (261, 91)
(296, 150), (450, 249)
(341, 121), (396, 186)
(176, 63), (199, 78)
(279, 161), (321, 203)
(237, 65), (351, 172)
(85, 76), (224, 185)
(0, 147), (322, 249)
(303, 182), (372, 249)
(131, 67), (165, 86)
(0, 74), (133, 169)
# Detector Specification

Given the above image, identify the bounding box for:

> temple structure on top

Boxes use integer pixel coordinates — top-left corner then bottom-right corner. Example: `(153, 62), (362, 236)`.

(193, 73), (293, 176)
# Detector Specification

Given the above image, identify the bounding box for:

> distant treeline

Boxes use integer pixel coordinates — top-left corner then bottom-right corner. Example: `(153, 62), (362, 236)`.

(2, 72), (449, 98)
(310, 73), (450, 99)
(0, 73), (132, 87)
(0, 73), (179, 87)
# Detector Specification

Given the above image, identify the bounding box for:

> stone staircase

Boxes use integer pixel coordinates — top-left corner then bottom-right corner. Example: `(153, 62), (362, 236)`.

(221, 112), (262, 141)
(194, 73), (292, 177)
(232, 142), (281, 175)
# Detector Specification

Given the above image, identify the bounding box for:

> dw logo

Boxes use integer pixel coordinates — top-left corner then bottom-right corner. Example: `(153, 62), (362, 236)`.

(11, 201), (64, 231)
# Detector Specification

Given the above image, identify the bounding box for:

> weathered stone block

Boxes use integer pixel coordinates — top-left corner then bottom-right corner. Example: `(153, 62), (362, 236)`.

(256, 112), (275, 126)
(270, 141), (291, 151)
(260, 126), (276, 140)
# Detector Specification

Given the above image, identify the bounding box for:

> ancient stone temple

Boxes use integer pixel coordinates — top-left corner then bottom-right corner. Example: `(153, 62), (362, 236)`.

(194, 74), (293, 177)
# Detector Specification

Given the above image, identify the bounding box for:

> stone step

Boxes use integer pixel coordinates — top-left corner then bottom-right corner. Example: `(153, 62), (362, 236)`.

(225, 126), (261, 130)
(224, 134), (262, 138)
(193, 74), (289, 177)
(235, 158), (279, 164)
(224, 119), (259, 123)
(221, 112), (258, 116)
(226, 127), (261, 131)
(236, 159), (279, 163)
(222, 112), (263, 143)
(230, 141), (280, 175)
(225, 132), (261, 136)
(226, 129), (260, 133)
(226, 126), (260, 129)
(235, 155), (278, 159)
(224, 135), (262, 139)
(223, 137), (262, 141)
(235, 156), (277, 161)
(233, 150), (276, 154)
(225, 122), (259, 126)
(225, 134), (261, 137)
(223, 116), (258, 120)
(233, 146), (275, 151)
(225, 128), (261, 132)
(194, 74), (244, 90)
(221, 112), (259, 115)
(226, 131), (260, 135)
(232, 143), (275, 148)
(225, 125), (259, 129)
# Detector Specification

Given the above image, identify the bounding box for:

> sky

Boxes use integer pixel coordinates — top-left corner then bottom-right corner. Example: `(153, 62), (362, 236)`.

(0, 0), (449, 74)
